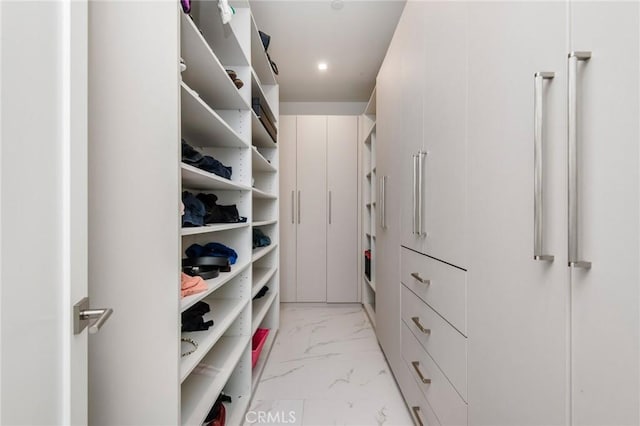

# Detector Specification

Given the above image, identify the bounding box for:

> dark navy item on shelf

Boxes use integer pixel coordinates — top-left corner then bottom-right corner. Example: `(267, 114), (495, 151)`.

(182, 191), (206, 227)
(253, 228), (271, 249)
(186, 242), (238, 265)
(196, 193), (246, 224)
(181, 301), (213, 332)
(182, 140), (232, 180)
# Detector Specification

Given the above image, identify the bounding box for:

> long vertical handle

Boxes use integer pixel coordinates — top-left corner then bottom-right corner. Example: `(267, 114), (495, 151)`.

(417, 151), (426, 237)
(533, 72), (555, 262)
(297, 190), (301, 224)
(379, 177), (384, 228)
(568, 51), (592, 269)
(382, 176), (387, 229)
(412, 154), (418, 234)
(291, 190), (295, 224)
(412, 407), (424, 426)
(328, 191), (332, 225)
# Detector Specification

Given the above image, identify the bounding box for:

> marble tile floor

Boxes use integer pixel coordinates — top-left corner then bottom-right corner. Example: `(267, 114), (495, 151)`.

(244, 304), (414, 426)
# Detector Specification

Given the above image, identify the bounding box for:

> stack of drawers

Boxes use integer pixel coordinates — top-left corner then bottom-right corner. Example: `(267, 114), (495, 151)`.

(400, 247), (468, 425)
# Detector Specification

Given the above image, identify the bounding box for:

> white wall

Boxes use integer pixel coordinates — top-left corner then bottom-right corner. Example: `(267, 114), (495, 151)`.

(280, 102), (366, 115)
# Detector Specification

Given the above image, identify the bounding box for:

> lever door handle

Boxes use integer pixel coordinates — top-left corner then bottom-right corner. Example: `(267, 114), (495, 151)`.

(74, 297), (114, 334)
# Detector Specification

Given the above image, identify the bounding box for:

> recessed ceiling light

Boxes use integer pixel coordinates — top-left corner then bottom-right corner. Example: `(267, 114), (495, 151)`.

(331, 0), (344, 10)
(318, 62), (328, 71)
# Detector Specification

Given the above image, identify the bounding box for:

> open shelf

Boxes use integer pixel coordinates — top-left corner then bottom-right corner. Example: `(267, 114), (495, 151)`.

(181, 222), (249, 237)
(252, 266), (277, 298)
(251, 70), (277, 126)
(252, 147), (277, 172)
(224, 388), (252, 426)
(252, 243), (277, 262)
(181, 260), (251, 312)
(252, 219), (277, 227)
(180, 336), (248, 426)
(180, 12), (248, 111)
(362, 122), (377, 145)
(364, 276), (376, 293)
(181, 83), (249, 149)
(251, 111), (277, 148)
(364, 87), (377, 117)
(251, 330), (277, 388)
(252, 188), (277, 199)
(251, 290), (277, 334)
(180, 299), (248, 382)
(181, 163), (251, 191)
(192, 3), (250, 66)
(249, 15), (277, 86)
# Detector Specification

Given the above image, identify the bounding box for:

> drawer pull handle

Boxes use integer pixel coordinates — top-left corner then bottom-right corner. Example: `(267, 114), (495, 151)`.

(411, 317), (431, 335)
(410, 272), (430, 285)
(411, 361), (431, 384)
(412, 406), (424, 426)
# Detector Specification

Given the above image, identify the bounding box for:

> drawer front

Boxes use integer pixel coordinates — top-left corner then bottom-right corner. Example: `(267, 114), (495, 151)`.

(402, 284), (467, 401)
(399, 362), (441, 426)
(402, 323), (468, 426)
(401, 247), (467, 335)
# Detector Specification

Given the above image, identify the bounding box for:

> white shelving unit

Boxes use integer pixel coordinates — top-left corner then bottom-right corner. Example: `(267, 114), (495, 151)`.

(179, 3), (279, 424)
(361, 88), (376, 328)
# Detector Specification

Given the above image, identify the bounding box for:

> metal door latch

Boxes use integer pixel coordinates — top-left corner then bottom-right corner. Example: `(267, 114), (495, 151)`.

(73, 297), (113, 335)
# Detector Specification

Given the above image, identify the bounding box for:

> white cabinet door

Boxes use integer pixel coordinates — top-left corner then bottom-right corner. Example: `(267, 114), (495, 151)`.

(296, 116), (328, 302)
(279, 116), (297, 302)
(327, 116), (358, 302)
(374, 20), (405, 372)
(399, 2), (427, 254)
(467, 3), (569, 424)
(569, 3), (640, 424)
(421, 2), (468, 269)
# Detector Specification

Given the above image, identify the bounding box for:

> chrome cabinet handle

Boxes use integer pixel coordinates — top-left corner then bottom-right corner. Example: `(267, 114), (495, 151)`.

(533, 71), (555, 262)
(568, 51), (592, 269)
(411, 361), (431, 384)
(412, 407), (424, 426)
(417, 151), (426, 237)
(297, 190), (301, 224)
(328, 190), (332, 224)
(410, 272), (430, 285)
(411, 317), (431, 335)
(73, 297), (114, 335)
(411, 154), (418, 235)
(291, 190), (295, 224)
(380, 176), (387, 229)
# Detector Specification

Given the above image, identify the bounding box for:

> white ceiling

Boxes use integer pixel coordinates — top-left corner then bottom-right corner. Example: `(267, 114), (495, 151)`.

(249, 0), (406, 102)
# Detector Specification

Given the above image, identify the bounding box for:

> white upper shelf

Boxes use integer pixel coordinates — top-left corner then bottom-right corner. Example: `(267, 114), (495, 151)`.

(250, 15), (277, 86)
(252, 147), (277, 172)
(251, 70), (277, 125)
(190, 4), (250, 66)
(181, 163), (251, 191)
(251, 111), (277, 148)
(180, 12), (248, 111)
(181, 83), (249, 149)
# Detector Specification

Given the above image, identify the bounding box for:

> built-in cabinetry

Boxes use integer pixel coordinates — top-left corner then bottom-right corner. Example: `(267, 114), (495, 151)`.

(375, 2), (639, 425)
(88, 2), (279, 424)
(360, 92), (377, 324)
(280, 115), (358, 303)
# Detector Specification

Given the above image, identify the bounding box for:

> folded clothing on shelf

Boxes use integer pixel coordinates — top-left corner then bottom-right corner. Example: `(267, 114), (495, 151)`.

(252, 228), (271, 249)
(182, 191), (206, 227)
(197, 193), (247, 224)
(186, 242), (238, 265)
(181, 301), (213, 332)
(182, 140), (232, 180)
(180, 272), (208, 298)
(253, 285), (269, 300)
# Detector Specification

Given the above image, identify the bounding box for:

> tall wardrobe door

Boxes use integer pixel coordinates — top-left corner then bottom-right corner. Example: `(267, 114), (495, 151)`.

(421, 2), (468, 269)
(569, 3), (639, 424)
(296, 116), (328, 302)
(327, 116), (358, 302)
(279, 115), (297, 302)
(467, 3), (569, 424)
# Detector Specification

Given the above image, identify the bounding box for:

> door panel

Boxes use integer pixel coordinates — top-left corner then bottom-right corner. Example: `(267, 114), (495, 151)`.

(296, 116), (327, 302)
(327, 116), (358, 302)
(279, 116), (297, 302)
(421, 2), (468, 269)
(400, 2), (427, 254)
(467, 3), (569, 425)
(570, 3), (640, 424)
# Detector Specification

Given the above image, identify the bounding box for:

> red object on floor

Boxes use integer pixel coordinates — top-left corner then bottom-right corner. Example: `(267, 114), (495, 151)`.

(251, 328), (270, 368)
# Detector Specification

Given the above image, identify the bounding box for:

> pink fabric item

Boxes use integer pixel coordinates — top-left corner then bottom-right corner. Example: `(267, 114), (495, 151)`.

(181, 272), (208, 298)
